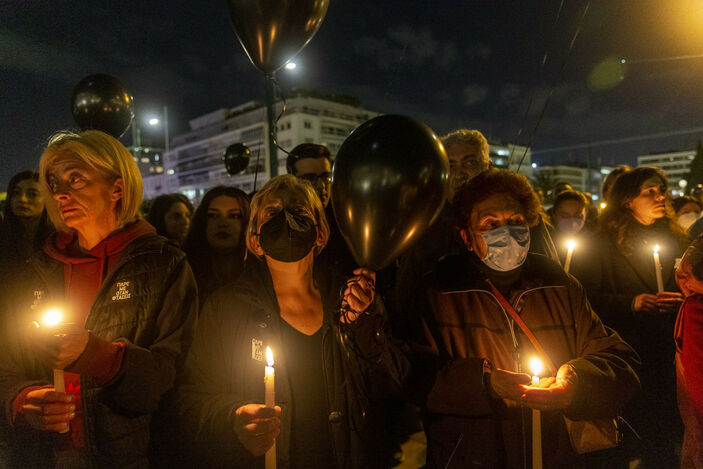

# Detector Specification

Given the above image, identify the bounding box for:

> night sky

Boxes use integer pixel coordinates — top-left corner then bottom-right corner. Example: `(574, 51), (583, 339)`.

(3, 1), (703, 188)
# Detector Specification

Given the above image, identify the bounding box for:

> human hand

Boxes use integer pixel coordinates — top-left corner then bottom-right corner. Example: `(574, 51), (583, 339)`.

(21, 388), (75, 433)
(655, 291), (683, 314)
(488, 368), (532, 401)
(521, 364), (578, 411)
(26, 323), (90, 370)
(234, 404), (282, 456)
(633, 294), (659, 313)
(340, 268), (376, 324)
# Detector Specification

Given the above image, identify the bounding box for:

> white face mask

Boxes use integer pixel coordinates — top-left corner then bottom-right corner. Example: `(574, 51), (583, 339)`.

(678, 212), (701, 231)
(479, 225), (531, 272)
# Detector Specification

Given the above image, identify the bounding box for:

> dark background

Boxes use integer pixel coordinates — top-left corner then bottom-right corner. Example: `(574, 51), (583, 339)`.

(3, 0), (703, 188)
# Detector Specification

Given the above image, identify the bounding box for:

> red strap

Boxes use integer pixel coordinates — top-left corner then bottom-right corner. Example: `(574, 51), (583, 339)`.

(486, 279), (557, 375)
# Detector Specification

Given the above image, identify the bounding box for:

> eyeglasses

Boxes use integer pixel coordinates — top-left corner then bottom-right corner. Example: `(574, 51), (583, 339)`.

(298, 172), (331, 185)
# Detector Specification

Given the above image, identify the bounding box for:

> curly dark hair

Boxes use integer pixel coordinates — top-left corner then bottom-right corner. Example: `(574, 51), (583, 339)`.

(599, 167), (683, 251)
(285, 143), (331, 175)
(146, 193), (194, 240)
(453, 169), (541, 231)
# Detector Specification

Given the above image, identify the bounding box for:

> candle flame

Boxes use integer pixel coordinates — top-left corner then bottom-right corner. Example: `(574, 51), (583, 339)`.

(653, 244), (660, 254)
(599, 202), (607, 209)
(42, 309), (62, 327)
(266, 346), (274, 367)
(529, 357), (544, 376)
(566, 240), (576, 250)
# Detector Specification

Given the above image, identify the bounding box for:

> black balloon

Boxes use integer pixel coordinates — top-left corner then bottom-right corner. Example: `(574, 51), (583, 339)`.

(71, 74), (134, 138)
(223, 143), (251, 175)
(331, 115), (449, 271)
(226, 0), (330, 74)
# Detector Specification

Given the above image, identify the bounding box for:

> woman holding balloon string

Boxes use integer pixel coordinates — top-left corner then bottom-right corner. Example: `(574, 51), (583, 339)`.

(0, 130), (197, 468)
(178, 175), (408, 468)
(579, 166), (689, 467)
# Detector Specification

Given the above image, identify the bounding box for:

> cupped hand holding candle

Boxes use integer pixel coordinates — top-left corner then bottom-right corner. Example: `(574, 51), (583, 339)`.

(486, 368), (532, 401)
(521, 364), (578, 411)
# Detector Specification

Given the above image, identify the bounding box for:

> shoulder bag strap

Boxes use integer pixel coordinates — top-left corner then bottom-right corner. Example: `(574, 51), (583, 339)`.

(485, 279), (557, 375)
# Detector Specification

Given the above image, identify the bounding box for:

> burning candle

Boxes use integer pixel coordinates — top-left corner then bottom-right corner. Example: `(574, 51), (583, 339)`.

(40, 309), (69, 434)
(653, 245), (664, 293)
(265, 346), (276, 469)
(40, 309), (66, 394)
(564, 240), (576, 274)
(529, 357), (543, 469)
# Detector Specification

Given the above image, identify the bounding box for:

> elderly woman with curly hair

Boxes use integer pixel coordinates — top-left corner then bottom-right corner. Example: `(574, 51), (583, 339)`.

(579, 166), (689, 467)
(407, 169), (639, 468)
(0, 130), (197, 468)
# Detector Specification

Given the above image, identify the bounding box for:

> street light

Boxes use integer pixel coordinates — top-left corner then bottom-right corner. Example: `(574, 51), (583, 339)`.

(144, 106), (169, 157)
(284, 62), (297, 70)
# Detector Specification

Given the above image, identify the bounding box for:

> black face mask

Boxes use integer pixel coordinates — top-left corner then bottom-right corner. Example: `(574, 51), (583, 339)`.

(258, 209), (317, 262)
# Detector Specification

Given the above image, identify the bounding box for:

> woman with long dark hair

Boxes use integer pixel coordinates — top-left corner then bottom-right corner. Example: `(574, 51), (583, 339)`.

(0, 171), (53, 274)
(146, 193), (193, 245)
(581, 166), (688, 467)
(182, 186), (250, 304)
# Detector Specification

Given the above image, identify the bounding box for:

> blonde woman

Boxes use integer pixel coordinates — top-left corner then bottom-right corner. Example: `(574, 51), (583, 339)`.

(178, 175), (407, 468)
(0, 130), (197, 467)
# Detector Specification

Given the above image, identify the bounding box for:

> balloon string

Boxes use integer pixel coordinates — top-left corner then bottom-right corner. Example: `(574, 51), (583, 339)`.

(252, 143), (262, 192)
(508, 0), (565, 168)
(516, 1), (590, 172)
(271, 77), (292, 157)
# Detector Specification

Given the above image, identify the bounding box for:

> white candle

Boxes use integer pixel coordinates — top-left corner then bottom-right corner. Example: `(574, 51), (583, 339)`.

(529, 358), (543, 469)
(564, 240), (576, 274)
(41, 309), (69, 433)
(653, 245), (664, 293)
(265, 346), (276, 469)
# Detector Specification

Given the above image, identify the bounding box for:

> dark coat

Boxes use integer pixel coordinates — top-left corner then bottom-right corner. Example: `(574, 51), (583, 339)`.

(177, 258), (409, 469)
(576, 221), (688, 465)
(410, 252), (640, 468)
(0, 233), (198, 469)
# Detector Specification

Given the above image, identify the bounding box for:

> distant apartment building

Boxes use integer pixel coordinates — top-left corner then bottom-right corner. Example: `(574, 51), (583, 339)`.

(637, 150), (695, 196)
(488, 143), (533, 179)
(144, 90), (378, 202)
(534, 165), (613, 198)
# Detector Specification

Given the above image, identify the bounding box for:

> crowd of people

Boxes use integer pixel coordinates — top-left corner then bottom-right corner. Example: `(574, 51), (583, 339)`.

(0, 127), (700, 468)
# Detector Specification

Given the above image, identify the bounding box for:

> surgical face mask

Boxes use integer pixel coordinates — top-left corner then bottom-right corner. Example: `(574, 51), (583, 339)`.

(558, 217), (585, 235)
(479, 225), (530, 272)
(678, 212), (701, 231)
(258, 209), (317, 262)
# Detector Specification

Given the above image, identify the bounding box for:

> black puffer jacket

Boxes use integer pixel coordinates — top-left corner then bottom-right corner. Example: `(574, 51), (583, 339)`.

(0, 232), (198, 469)
(177, 258), (409, 469)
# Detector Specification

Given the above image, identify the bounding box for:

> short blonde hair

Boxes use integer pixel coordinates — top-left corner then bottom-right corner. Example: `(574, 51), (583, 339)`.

(441, 129), (490, 160)
(39, 130), (143, 231)
(246, 175), (330, 256)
